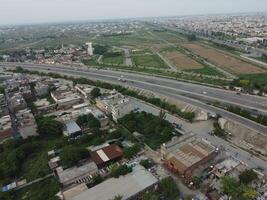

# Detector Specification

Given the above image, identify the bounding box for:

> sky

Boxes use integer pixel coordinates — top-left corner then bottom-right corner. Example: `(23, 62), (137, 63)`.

(0, 0), (267, 25)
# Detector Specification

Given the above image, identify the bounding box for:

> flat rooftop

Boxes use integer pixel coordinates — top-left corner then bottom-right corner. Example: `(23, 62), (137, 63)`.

(58, 161), (98, 184)
(71, 165), (158, 200)
(166, 137), (215, 173)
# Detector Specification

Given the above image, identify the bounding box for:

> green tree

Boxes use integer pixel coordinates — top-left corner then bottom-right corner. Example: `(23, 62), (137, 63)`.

(76, 114), (100, 129)
(140, 159), (152, 169)
(113, 195), (123, 200)
(192, 176), (202, 188)
(60, 146), (89, 168)
(90, 87), (101, 99)
(36, 116), (63, 136)
(160, 177), (180, 200)
(123, 144), (141, 159)
(143, 191), (160, 200)
(239, 169), (258, 185)
(221, 176), (241, 199)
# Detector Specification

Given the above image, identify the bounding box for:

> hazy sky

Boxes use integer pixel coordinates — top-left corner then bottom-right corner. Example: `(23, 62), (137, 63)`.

(0, 0), (267, 25)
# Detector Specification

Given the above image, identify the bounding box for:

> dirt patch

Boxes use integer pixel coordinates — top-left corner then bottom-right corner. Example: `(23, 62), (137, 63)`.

(184, 43), (266, 74)
(164, 51), (203, 70)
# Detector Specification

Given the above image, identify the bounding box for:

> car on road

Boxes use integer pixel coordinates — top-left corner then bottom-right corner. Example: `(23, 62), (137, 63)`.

(118, 75), (126, 82)
(202, 91), (207, 94)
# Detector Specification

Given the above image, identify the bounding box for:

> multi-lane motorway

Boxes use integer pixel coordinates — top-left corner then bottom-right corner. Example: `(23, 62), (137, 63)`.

(1, 62), (267, 135)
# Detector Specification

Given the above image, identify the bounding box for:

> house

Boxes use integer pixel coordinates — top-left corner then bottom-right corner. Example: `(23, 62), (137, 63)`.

(96, 91), (134, 122)
(79, 107), (109, 129)
(75, 84), (94, 99)
(62, 165), (158, 200)
(51, 89), (82, 109)
(0, 115), (13, 142)
(57, 161), (98, 187)
(9, 93), (27, 112)
(35, 82), (49, 97)
(63, 120), (82, 137)
(161, 133), (217, 178)
(90, 144), (123, 168)
(16, 109), (38, 139)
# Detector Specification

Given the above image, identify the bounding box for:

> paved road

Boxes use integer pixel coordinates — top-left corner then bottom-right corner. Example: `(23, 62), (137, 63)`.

(2, 62), (267, 113)
(1, 63), (267, 135)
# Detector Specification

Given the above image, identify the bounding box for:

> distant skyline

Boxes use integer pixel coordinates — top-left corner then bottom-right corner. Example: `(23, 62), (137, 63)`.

(0, 0), (267, 25)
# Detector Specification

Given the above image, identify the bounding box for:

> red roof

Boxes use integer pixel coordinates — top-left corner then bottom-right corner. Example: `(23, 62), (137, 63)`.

(0, 129), (13, 140)
(90, 144), (123, 165)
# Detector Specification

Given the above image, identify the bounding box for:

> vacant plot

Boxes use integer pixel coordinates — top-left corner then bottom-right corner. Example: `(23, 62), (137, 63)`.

(184, 43), (266, 74)
(102, 55), (124, 65)
(164, 51), (203, 70)
(132, 54), (168, 69)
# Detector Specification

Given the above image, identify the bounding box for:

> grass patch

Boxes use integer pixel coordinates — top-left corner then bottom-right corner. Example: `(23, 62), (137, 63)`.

(132, 54), (167, 69)
(239, 73), (267, 86)
(186, 66), (225, 76)
(102, 55), (124, 65)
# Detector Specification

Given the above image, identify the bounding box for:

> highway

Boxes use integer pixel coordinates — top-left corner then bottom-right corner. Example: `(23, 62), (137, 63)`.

(1, 62), (267, 135)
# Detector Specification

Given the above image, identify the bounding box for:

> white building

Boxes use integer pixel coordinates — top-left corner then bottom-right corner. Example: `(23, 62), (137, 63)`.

(86, 42), (94, 56)
(96, 91), (134, 122)
(16, 109), (38, 139)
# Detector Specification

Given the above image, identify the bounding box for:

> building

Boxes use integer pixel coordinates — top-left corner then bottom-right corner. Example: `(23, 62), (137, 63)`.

(16, 109), (38, 139)
(85, 42), (94, 56)
(57, 161), (98, 187)
(63, 165), (158, 200)
(79, 107), (109, 129)
(75, 84), (94, 99)
(63, 120), (82, 137)
(0, 115), (13, 142)
(110, 98), (134, 122)
(211, 157), (247, 179)
(9, 93), (27, 112)
(90, 144), (123, 168)
(96, 91), (134, 122)
(0, 94), (8, 117)
(161, 133), (216, 178)
(35, 82), (49, 97)
(51, 89), (82, 109)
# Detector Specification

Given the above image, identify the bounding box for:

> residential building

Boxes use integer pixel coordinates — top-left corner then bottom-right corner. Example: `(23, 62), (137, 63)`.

(35, 82), (49, 97)
(96, 91), (134, 122)
(63, 120), (82, 137)
(16, 109), (38, 138)
(0, 115), (13, 142)
(75, 84), (94, 99)
(90, 144), (123, 168)
(57, 161), (98, 187)
(51, 89), (82, 109)
(63, 165), (158, 200)
(9, 93), (27, 112)
(161, 133), (217, 178)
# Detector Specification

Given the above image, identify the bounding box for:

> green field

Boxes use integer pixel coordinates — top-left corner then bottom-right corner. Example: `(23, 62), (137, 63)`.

(132, 54), (168, 69)
(186, 66), (225, 77)
(102, 55), (124, 65)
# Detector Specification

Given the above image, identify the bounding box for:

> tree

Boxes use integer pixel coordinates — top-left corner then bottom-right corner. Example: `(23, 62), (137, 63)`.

(221, 176), (241, 199)
(239, 169), (258, 185)
(160, 177), (180, 200)
(60, 146), (89, 168)
(90, 87), (101, 99)
(143, 192), (160, 200)
(111, 164), (132, 178)
(123, 144), (141, 159)
(192, 176), (202, 188)
(241, 185), (257, 200)
(36, 116), (63, 136)
(140, 159), (152, 169)
(92, 174), (103, 185)
(113, 195), (123, 200)
(76, 114), (100, 129)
